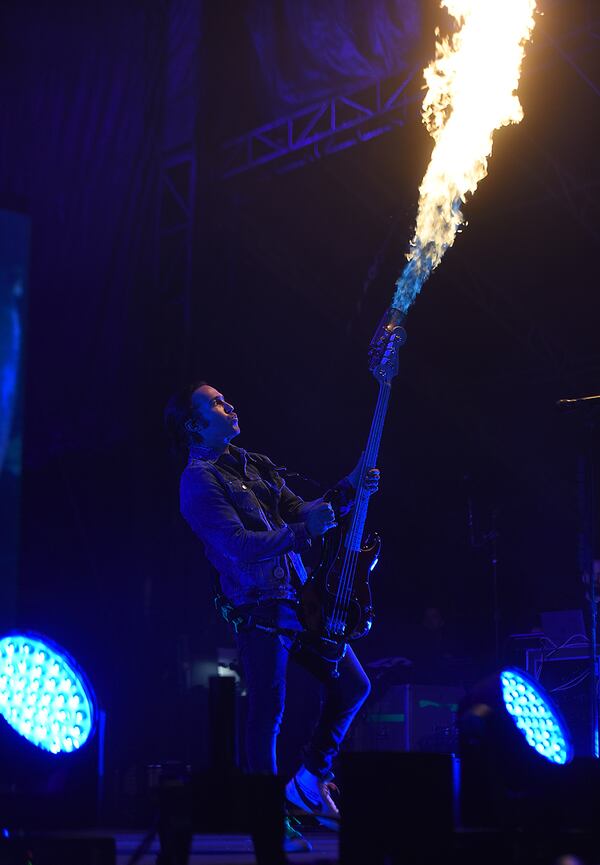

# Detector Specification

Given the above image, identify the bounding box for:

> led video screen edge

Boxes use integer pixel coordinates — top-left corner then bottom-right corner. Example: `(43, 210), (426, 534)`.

(0, 209), (30, 631)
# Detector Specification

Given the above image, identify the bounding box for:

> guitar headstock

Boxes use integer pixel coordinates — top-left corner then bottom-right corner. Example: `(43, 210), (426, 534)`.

(368, 306), (407, 384)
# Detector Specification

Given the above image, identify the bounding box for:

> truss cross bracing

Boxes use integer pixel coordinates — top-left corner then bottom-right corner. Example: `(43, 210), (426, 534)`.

(220, 0), (600, 181)
(221, 68), (420, 179)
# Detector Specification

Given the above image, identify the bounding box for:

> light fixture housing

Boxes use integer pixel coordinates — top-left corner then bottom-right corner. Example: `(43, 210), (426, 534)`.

(458, 666), (574, 830)
(0, 632), (97, 755)
(499, 667), (573, 765)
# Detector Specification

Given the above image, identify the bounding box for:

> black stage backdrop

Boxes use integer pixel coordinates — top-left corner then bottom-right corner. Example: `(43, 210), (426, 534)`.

(0, 2), (174, 792)
(1, 0), (599, 809)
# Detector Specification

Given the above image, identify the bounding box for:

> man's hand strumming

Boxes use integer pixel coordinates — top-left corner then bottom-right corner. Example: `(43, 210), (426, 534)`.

(306, 502), (337, 538)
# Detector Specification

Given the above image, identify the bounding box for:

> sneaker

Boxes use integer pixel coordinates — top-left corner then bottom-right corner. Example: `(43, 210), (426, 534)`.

(285, 765), (340, 832)
(284, 815), (312, 853)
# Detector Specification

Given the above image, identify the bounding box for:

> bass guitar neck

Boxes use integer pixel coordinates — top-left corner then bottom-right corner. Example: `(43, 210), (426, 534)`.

(301, 307), (407, 646)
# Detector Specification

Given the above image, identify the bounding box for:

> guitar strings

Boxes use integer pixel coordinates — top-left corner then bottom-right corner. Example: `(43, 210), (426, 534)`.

(332, 393), (383, 630)
(332, 395), (384, 631)
(339, 383), (390, 621)
(330, 382), (390, 634)
(332, 384), (387, 629)
(337, 384), (390, 624)
(338, 383), (390, 626)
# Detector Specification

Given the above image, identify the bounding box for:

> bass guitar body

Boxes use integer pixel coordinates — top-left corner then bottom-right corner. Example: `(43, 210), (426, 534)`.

(300, 525), (381, 645)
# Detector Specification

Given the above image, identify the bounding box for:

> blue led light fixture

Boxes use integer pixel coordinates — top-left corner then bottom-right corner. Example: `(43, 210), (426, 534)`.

(0, 633), (96, 754)
(500, 667), (573, 765)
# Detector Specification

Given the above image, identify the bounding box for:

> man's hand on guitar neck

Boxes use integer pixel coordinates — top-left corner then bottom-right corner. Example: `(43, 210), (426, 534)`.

(347, 452), (380, 495)
(303, 458), (381, 538)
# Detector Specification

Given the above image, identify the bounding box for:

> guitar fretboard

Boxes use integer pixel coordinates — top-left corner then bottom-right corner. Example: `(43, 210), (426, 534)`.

(345, 381), (391, 552)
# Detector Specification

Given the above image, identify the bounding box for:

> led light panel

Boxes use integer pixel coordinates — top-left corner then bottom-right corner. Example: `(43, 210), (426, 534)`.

(0, 634), (95, 754)
(500, 668), (572, 765)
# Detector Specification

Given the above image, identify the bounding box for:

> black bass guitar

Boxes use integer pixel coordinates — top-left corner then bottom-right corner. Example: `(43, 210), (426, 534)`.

(300, 307), (406, 661)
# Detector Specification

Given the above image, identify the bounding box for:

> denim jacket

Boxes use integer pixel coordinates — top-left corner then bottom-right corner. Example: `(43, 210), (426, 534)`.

(180, 444), (354, 607)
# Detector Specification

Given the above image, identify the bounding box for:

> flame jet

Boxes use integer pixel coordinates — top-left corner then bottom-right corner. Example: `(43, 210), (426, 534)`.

(392, 0), (537, 313)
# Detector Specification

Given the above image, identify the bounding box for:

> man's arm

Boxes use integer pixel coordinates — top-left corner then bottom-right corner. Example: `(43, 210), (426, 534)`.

(181, 469), (311, 563)
(250, 451), (356, 521)
(279, 477), (355, 521)
(278, 453), (380, 523)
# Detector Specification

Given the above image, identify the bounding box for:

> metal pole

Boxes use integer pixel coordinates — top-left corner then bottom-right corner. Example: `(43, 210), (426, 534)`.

(584, 419), (599, 757)
(558, 395), (600, 756)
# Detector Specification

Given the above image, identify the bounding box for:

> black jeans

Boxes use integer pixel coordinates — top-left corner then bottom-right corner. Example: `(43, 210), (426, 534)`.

(235, 605), (371, 779)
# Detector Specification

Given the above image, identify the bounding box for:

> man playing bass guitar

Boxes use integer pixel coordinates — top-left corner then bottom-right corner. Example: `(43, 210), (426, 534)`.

(165, 380), (380, 852)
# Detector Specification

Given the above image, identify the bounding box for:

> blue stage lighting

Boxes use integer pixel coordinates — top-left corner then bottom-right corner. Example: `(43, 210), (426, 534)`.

(0, 633), (96, 755)
(500, 668), (572, 765)
(459, 666), (575, 830)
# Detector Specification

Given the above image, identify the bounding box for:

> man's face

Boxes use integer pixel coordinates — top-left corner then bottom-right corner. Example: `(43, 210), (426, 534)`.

(191, 384), (240, 443)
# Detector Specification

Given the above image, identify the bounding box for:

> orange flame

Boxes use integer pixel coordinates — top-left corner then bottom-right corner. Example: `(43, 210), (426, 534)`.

(392, 0), (538, 312)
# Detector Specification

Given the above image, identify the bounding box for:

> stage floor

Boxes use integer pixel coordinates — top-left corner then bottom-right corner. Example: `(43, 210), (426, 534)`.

(115, 830), (338, 864)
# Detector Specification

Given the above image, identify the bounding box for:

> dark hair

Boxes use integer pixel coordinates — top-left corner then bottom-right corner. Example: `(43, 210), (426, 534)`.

(164, 380), (209, 452)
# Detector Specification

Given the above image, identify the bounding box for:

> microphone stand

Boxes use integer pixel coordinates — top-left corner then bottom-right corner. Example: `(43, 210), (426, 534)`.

(557, 394), (600, 411)
(557, 393), (600, 757)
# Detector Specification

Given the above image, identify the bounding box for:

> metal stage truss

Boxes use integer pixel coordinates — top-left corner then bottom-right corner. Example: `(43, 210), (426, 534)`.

(220, 0), (600, 181)
(221, 68), (420, 179)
